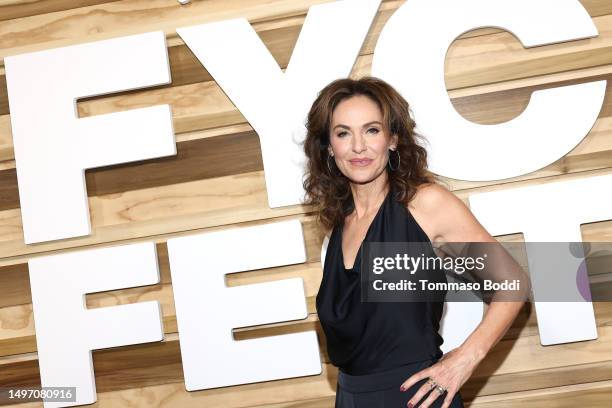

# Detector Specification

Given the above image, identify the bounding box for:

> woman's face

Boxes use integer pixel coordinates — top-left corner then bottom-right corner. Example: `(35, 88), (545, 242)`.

(328, 95), (398, 184)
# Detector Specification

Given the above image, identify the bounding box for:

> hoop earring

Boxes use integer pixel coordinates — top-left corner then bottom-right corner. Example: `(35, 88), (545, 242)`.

(327, 154), (336, 175)
(388, 149), (400, 171)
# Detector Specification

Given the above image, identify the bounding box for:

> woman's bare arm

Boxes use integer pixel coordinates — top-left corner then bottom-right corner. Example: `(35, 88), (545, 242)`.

(400, 183), (527, 408)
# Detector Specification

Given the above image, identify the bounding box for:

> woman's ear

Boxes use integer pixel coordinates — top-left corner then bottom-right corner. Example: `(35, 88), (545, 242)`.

(391, 133), (399, 150)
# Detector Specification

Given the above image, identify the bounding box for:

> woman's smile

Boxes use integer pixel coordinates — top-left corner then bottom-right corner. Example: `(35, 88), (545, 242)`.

(349, 158), (373, 167)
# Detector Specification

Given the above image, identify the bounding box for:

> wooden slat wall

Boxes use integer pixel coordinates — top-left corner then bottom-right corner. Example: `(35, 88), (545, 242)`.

(1, 0), (611, 407)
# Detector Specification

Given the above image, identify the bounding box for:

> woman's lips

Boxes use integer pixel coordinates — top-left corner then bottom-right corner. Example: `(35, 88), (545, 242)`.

(349, 159), (373, 167)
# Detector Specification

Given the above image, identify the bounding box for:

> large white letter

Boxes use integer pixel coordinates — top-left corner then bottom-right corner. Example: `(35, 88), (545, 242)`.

(372, 0), (606, 181)
(177, 0), (382, 208)
(167, 219), (321, 390)
(28, 242), (164, 407)
(467, 174), (612, 344)
(5, 31), (176, 244)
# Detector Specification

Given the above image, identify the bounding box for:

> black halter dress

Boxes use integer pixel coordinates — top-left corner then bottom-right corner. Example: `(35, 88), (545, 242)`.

(316, 188), (446, 376)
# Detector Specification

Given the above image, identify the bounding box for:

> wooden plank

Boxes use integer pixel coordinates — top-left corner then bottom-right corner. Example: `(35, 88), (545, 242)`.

(0, 0), (120, 22)
(0, 170), (307, 259)
(2, 0), (612, 64)
(256, 380), (612, 407)
(0, 0), (332, 61)
(0, 263), (29, 307)
(0, 129), (263, 212)
(462, 361), (612, 401)
(470, 380), (612, 407)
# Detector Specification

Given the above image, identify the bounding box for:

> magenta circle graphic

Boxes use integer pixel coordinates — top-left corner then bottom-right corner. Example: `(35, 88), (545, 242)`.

(575, 260), (591, 302)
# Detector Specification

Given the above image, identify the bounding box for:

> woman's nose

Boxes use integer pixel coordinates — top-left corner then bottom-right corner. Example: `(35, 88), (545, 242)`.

(352, 134), (366, 152)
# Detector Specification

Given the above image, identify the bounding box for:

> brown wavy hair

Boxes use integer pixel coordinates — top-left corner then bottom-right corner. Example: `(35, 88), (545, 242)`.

(301, 76), (444, 232)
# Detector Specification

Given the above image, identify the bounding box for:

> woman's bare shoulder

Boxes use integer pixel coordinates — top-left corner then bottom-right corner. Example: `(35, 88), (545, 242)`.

(410, 182), (492, 243)
(406, 182), (467, 243)
(410, 182), (456, 210)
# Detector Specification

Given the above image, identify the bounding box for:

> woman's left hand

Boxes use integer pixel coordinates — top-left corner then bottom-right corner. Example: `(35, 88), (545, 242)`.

(399, 346), (482, 408)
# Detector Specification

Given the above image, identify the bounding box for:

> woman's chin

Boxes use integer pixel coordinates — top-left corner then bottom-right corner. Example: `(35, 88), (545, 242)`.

(343, 167), (387, 184)
(345, 173), (379, 185)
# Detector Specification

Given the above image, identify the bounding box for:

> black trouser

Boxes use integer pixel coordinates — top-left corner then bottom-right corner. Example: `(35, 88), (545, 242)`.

(335, 358), (465, 408)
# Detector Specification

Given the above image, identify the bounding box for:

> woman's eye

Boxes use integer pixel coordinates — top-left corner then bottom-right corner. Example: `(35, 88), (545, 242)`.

(368, 128), (380, 134)
(337, 131), (347, 137)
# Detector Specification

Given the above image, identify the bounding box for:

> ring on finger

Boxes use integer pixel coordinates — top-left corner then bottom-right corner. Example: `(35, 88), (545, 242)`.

(435, 385), (446, 395)
(426, 378), (437, 389)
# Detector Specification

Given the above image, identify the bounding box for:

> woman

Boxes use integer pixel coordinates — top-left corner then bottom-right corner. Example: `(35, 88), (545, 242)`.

(302, 76), (525, 408)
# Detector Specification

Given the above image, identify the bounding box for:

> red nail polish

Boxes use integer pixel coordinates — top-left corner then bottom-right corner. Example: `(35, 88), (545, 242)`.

(400, 386), (405, 391)
(407, 403), (414, 408)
